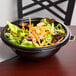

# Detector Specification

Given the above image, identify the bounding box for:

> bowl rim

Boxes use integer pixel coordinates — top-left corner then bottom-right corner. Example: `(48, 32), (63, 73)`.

(1, 18), (70, 52)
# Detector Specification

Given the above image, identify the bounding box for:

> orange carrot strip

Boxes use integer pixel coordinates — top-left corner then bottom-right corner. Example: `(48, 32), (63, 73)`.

(10, 31), (16, 37)
(17, 33), (21, 37)
(32, 31), (41, 46)
(56, 37), (63, 44)
(21, 23), (26, 32)
(21, 27), (25, 32)
(29, 16), (31, 26)
(45, 38), (52, 46)
(49, 37), (63, 46)
(29, 32), (36, 44)
(43, 45), (51, 47)
(49, 43), (55, 46)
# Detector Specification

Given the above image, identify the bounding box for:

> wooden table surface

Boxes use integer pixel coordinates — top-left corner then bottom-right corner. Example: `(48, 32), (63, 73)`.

(0, 26), (76, 76)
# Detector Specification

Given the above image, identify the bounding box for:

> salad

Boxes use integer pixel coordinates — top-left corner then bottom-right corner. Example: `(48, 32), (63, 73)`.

(5, 17), (65, 48)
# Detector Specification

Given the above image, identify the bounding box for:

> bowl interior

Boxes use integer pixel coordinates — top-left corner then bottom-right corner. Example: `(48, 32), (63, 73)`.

(1, 18), (70, 51)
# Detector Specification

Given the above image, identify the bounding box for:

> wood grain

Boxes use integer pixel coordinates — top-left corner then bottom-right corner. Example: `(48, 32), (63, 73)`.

(0, 26), (76, 76)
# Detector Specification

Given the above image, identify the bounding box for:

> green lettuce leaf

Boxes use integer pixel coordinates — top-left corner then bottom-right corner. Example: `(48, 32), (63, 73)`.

(40, 18), (51, 26)
(41, 34), (52, 46)
(5, 33), (21, 45)
(7, 21), (21, 34)
(51, 23), (55, 35)
(55, 24), (65, 34)
(21, 39), (39, 48)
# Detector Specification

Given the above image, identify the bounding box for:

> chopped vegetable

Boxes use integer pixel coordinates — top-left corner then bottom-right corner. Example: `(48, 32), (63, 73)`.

(40, 18), (51, 26)
(51, 23), (55, 35)
(5, 17), (65, 48)
(7, 21), (21, 34)
(56, 24), (65, 33)
(31, 23), (34, 27)
(41, 34), (52, 47)
(21, 39), (39, 48)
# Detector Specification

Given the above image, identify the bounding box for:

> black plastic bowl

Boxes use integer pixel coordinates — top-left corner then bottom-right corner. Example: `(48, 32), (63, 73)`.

(1, 18), (70, 60)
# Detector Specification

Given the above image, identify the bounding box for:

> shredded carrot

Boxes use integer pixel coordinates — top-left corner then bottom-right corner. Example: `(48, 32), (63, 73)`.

(29, 16), (31, 26)
(56, 37), (63, 44)
(49, 43), (55, 46)
(28, 17), (64, 47)
(21, 23), (26, 32)
(29, 32), (36, 44)
(17, 33), (20, 37)
(45, 38), (52, 46)
(31, 31), (41, 46)
(43, 45), (51, 47)
(9, 31), (16, 37)
(22, 27), (25, 32)
(48, 37), (63, 46)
